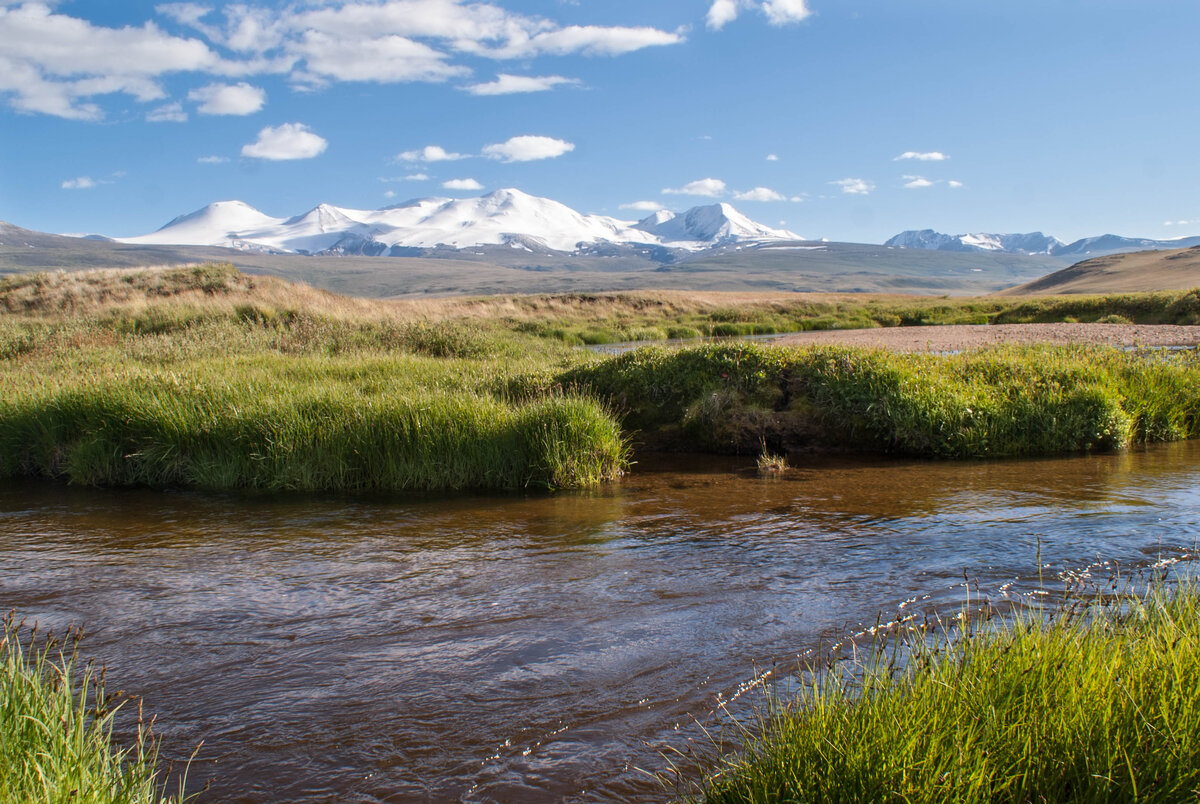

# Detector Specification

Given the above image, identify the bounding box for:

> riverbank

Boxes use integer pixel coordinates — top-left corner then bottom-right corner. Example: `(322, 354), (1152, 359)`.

(695, 580), (1200, 803)
(2, 265), (1200, 491)
(772, 321), (1200, 351)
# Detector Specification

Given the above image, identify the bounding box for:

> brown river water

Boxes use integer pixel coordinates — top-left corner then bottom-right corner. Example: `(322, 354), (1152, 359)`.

(4, 443), (1200, 802)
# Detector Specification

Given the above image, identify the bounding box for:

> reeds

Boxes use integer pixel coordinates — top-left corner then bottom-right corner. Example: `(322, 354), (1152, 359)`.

(696, 582), (1200, 803)
(0, 615), (185, 803)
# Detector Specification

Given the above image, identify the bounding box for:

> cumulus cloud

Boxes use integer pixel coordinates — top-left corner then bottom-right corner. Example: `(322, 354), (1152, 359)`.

(465, 73), (579, 95)
(706, 0), (742, 30)
(61, 176), (97, 189)
(948, 180), (964, 188)
(620, 200), (666, 212)
(734, 186), (786, 202)
(406, 173), (430, 181)
(482, 135), (574, 162)
(0, 1), (684, 119)
(398, 145), (468, 162)
(1164, 219), (1197, 227)
(188, 82), (265, 115)
(707, 0), (811, 30)
(443, 177), (483, 190)
(895, 151), (949, 161)
(766, 153), (779, 161)
(832, 178), (874, 195)
(663, 178), (727, 197)
(241, 122), (327, 160)
(760, 0), (813, 25)
(0, 1), (219, 120)
(903, 175), (935, 189)
(197, 155), (229, 164)
(146, 101), (186, 122)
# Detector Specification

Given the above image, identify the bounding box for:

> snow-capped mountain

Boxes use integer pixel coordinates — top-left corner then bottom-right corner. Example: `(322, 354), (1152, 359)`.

(885, 229), (1063, 255)
(887, 228), (1200, 258)
(634, 203), (799, 243)
(119, 189), (801, 256)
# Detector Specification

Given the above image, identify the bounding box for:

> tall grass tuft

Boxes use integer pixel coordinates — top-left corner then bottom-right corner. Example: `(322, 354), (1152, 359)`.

(697, 582), (1200, 803)
(0, 615), (186, 803)
(563, 342), (1200, 458)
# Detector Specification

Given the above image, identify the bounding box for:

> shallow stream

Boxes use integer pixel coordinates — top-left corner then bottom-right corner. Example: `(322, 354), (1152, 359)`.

(3, 442), (1200, 802)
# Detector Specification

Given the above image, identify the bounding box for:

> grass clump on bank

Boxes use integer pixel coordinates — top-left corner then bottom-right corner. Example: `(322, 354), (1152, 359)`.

(0, 265), (626, 492)
(562, 342), (1200, 457)
(1, 616), (185, 803)
(696, 582), (1200, 804)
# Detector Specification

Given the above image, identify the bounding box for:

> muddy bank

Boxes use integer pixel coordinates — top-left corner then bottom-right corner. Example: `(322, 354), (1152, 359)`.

(771, 322), (1200, 352)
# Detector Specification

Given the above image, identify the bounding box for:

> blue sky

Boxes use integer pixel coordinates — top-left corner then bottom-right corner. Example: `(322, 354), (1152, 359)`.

(1, 0), (1197, 244)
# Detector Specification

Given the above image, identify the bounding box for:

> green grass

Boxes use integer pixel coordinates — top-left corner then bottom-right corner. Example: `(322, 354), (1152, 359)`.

(562, 342), (1200, 457)
(695, 582), (1200, 803)
(1, 616), (186, 804)
(2, 266), (1200, 492)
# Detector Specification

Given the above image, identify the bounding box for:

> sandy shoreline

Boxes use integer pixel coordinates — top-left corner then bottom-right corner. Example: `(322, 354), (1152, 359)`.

(770, 323), (1200, 352)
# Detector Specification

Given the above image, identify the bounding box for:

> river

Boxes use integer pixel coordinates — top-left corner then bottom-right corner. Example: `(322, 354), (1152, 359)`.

(3, 442), (1199, 802)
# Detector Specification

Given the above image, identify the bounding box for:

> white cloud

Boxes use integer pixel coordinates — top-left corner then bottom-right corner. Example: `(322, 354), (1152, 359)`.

(663, 178), (727, 197)
(766, 153), (779, 161)
(443, 177), (483, 190)
(505, 25), (683, 58)
(1165, 219), (1197, 227)
(0, 2), (220, 120)
(197, 155), (229, 164)
(406, 173), (430, 181)
(760, 0), (813, 25)
(482, 135), (574, 162)
(947, 180), (964, 189)
(241, 122), (327, 160)
(188, 82), (265, 115)
(398, 145), (468, 162)
(61, 176), (96, 189)
(734, 186), (786, 202)
(384, 189), (396, 199)
(708, 0), (811, 30)
(146, 101), (186, 122)
(620, 200), (665, 212)
(2, 2), (684, 119)
(706, 0), (742, 30)
(464, 73), (578, 95)
(903, 175), (935, 189)
(832, 178), (874, 195)
(895, 151), (949, 162)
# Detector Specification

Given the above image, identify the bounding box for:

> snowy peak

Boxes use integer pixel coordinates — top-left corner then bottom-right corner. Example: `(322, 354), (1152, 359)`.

(128, 200), (284, 247)
(635, 202), (799, 243)
(886, 229), (1063, 255)
(117, 190), (801, 255)
(888, 228), (1200, 258)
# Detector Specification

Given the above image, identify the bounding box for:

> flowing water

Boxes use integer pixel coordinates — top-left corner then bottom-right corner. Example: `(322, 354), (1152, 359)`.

(3, 442), (1200, 802)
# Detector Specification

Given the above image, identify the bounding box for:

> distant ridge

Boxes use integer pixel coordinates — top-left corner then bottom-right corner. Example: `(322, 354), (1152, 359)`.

(888, 228), (1200, 258)
(1004, 245), (1200, 295)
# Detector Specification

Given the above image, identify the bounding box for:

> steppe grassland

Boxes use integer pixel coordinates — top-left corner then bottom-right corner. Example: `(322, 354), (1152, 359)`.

(2, 264), (1200, 491)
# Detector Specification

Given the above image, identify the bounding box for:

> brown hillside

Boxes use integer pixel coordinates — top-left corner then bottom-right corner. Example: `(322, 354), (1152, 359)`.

(1004, 245), (1200, 295)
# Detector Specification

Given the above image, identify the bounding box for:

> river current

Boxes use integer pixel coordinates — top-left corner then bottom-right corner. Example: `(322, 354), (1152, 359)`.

(3, 442), (1199, 802)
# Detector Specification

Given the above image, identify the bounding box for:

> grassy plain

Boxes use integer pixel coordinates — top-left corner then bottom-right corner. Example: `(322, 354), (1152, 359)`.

(2, 264), (1200, 491)
(695, 582), (1200, 804)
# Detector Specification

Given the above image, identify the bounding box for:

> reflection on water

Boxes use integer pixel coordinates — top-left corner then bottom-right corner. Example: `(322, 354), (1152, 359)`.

(2, 442), (1200, 802)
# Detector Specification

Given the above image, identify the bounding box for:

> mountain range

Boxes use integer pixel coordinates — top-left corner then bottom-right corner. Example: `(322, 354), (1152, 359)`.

(116, 189), (800, 258)
(886, 228), (1200, 257)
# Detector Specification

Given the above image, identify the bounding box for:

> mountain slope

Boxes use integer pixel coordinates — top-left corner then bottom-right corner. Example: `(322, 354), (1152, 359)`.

(1004, 246), (1200, 295)
(116, 190), (796, 255)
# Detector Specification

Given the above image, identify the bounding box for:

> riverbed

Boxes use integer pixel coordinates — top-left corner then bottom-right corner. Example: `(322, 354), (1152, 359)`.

(3, 442), (1199, 802)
